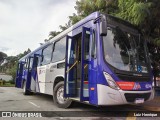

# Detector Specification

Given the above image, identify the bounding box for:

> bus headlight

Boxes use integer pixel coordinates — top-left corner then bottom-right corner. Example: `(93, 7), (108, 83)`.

(103, 72), (120, 90)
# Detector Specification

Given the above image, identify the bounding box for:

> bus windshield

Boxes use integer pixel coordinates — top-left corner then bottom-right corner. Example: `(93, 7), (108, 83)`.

(103, 27), (148, 73)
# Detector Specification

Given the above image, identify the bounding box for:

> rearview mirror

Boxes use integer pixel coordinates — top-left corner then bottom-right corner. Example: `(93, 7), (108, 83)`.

(100, 15), (107, 36)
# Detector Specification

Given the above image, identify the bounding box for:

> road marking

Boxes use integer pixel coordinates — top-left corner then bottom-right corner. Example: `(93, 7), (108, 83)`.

(28, 101), (40, 108)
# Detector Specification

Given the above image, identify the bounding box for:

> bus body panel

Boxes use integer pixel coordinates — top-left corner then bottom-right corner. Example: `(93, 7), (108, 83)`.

(44, 60), (65, 95)
(37, 65), (46, 93)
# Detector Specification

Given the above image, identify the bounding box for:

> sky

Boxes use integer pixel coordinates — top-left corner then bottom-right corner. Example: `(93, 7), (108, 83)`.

(0, 0), (76, 56)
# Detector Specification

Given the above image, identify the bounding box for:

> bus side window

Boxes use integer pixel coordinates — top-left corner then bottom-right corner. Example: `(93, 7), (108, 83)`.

(25, 58), (28, 69)
(29, 58), (33, 70)
(41, 44), (53, 65)
(91, 30), (96, 59)
(52, 37), (66, 63)
(35, 50), (42, 67)
(34, 57), (38, 68)
(84, 32), (90, 61)
(24, 59), (26, 69)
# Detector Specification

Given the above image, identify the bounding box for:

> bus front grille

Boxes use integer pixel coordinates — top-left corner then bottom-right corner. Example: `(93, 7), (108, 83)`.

(117, 74), (151, 82)
(124, 93), (151, 102)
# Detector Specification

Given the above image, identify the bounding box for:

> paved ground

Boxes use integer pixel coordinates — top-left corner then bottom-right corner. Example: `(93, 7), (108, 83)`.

(0, 87), (160, 120)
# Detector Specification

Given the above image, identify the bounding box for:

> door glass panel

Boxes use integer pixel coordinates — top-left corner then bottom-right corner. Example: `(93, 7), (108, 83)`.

(81, 27), (90, 100)
(65, 36), (77, 96)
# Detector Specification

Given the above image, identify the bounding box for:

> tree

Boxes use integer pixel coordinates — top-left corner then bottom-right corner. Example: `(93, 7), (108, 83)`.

(48, 31), (61, 40)
(8, 61), (17, 82)
(0, 48), (32, 81)
(0, 52), (7, 64)
(116, 0), (160, 46)
(75, 0), (106, 17)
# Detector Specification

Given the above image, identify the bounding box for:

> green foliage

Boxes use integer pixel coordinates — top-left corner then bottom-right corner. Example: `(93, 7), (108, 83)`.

(116, 0), (160, 46)
(48, 31), (61, 40)
(69, 13), (82, 25)
(2, 80), (6, 85)
(75, 0), (106, 17)
(8, 61), (17, 82)
(154, 38), (160, 46)
(8, 80), (15, 84)
(117, 0), (152, 25)
(0, 49), (31, 82)
(0, 51), (7, 63)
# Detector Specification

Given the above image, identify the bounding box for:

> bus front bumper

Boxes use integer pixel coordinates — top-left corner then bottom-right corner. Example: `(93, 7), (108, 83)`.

(97, 84), (154, 105)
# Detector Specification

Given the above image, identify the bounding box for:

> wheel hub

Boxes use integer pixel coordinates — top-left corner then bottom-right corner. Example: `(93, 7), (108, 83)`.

(57, 86), (68, 104)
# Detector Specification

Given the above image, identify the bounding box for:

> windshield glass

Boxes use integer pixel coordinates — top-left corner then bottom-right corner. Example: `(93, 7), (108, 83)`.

(103, 27), (148, 73)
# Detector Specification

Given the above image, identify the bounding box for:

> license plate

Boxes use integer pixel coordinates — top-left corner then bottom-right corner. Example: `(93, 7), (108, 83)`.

(134, 98), (144, 104)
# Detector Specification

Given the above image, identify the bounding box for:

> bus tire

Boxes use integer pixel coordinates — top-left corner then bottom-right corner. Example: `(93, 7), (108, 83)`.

(53, 81), (72, 108)
(23, 81), (31, 95)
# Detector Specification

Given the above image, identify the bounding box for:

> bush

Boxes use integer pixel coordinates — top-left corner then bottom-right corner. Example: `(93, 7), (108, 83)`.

(8, 80), (15, 84)
(2, 80), (6, 85)
(8, 63), (17, 82)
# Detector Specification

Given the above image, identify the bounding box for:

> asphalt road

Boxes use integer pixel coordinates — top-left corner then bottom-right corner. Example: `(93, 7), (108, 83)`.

(0, 87), (159, 120)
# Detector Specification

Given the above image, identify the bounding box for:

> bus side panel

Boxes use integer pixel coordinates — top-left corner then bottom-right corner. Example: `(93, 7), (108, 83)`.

(37, 66), (46, 93)
(89, 83), (98, 105)
(26, 71), (31, 90)
(21, 69), (26, 88)
(36, 72), (40, 93)
(89, 59), (98, 105)
(45, 61), (65, 95)
(30, 62), (38, 92)
(30, 72), (36, 91)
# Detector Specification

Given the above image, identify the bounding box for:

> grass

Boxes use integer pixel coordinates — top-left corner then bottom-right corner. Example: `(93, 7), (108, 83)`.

(0, 83), (15, 87)
(0, 80), (15, 87)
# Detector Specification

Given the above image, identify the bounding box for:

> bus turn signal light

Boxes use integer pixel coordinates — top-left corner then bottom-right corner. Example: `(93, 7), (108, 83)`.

(91, 87), (95, 90)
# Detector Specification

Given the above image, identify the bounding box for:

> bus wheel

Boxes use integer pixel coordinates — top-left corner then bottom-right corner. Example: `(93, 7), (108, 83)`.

(53, 81), (72, 108)
(23, 81), (31, 95)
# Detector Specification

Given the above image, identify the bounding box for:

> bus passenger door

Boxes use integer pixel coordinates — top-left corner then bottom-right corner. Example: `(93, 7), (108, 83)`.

(26, 57), (33, 91)
(64, 35), (77, 97)
(16, 62), (25, 88)
(80, 27), (91, 101)
(30, 54), (39, 92)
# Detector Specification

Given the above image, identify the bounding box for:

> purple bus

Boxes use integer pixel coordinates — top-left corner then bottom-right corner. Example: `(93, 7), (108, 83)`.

(16, 12), (154, 108)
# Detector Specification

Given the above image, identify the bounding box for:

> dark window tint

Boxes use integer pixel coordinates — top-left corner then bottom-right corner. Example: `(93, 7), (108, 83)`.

(29, 57), (33, 70)
(24, 59), (27, 69)
(103, 27), (148, 73)
(35, 49), (42, 67)
(52, 37), (66, 62)
(25, 58), (29, 69)
(84, 32), (90, 60)
(91, 30), (96, 58)
(41, 44), (53, 65)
